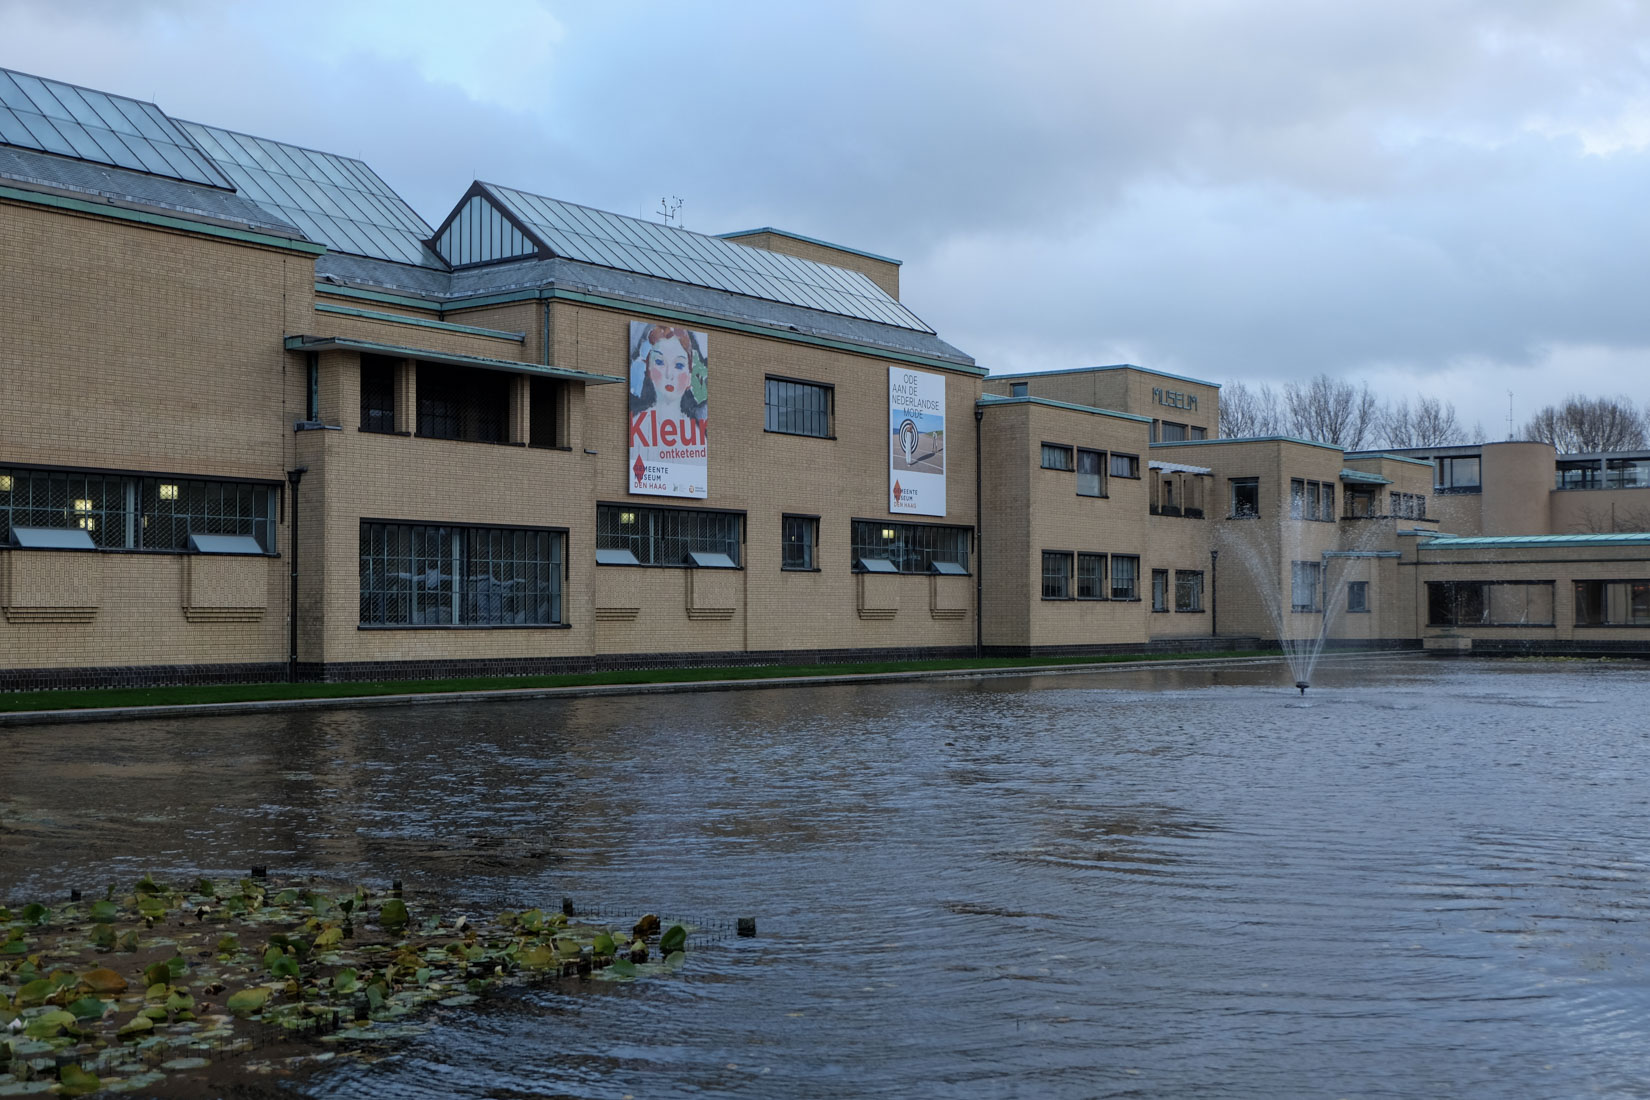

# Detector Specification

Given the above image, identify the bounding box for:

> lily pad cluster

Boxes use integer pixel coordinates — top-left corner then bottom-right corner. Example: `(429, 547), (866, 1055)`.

(1, 876), (690, 1095)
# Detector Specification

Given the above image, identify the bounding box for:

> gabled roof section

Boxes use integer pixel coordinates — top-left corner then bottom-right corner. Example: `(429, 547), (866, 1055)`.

(432, 182), (933, 332)
(431, 188), (539, 267)
(180, 121), (443, 267)
(0, 68), (230, 189)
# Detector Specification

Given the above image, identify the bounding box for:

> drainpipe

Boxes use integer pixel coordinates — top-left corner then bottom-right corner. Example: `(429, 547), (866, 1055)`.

(1209, 548), (1219, 638)
(542, 297), (551, 366)
(286, 466), (307, 681)
(974, 404), (984, 658)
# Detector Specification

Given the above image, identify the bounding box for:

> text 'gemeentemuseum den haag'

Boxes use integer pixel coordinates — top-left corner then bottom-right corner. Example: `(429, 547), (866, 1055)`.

(4, 64), (1650, 689)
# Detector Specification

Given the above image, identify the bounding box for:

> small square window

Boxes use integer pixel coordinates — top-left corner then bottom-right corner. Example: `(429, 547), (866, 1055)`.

(1110, 453), (1140, 479)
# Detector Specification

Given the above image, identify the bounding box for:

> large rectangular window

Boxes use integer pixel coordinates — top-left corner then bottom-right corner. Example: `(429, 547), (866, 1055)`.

(1175, 570), (1204, 612)
(1076, 449), (1105, 497)
(1110, 453), (1140, 479)
(765, 377), (833, 438)
(0, 466), (276, 553)
(1606, 458), (1650, 489)
(1574, 580), (1650, 626)
(1437, 456), (1481, 491)
(417, 364), (510, 443)
(360, 355), (397, 434)
(596, 504), (742, 566)
(1041, 443), (1074, 471)
(1291, 561), (1321, 612)
(1077, 553), (1107, 599)
(1290, 479), (1335, 521)
(359, 522), (564, 626)
(1390, 492), (1427, 519)
(1230, 478), (1259, 518)
(782, 514), (817, 570)
(1111, 554), (1139, 600)
(1159, 421), (1188, 443)
(1427, 581), (1555, 626)
(1556, 460), (1603, 490)
(851, 520), (970, 574)
(1042, 551), (1072, 599)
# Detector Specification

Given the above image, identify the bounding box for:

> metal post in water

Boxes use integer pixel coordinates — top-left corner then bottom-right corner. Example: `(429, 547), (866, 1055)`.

(1296, 681), (1309, 695)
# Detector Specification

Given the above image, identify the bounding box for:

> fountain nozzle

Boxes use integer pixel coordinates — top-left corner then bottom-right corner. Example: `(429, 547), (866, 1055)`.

(1296, 681), (1309, 696)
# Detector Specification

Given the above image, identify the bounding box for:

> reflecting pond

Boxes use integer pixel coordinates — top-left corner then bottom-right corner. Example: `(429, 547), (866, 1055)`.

(5, 656), (1650, 1098)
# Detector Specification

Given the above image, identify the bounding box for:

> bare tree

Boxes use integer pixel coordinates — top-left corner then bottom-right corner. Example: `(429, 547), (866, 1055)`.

(1522, 395), (1647, 453)
(1383, 396), (1465, 448)
(1283, 374), (1379, 450)
(1219, 380), (1284, 438)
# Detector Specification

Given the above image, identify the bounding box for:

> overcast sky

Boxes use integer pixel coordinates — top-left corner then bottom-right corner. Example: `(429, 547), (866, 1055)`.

(6, 0), (1649, 435)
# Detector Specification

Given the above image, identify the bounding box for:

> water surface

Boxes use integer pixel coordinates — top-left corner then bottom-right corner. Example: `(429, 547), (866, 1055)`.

(4, 656), (1650, 1098)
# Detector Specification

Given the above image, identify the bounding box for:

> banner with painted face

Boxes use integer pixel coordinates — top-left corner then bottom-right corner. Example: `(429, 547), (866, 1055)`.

(628, 321), (709, 498)
(888, 366), (945, 515)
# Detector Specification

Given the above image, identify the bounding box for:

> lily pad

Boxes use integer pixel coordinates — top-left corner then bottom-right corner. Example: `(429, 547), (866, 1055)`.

(378, 900), (408, 929)
(56, 1064), (100, 1096)
(225, 988), (270, 1016)
(659, 924), (687, 953)
(65, 997), (108, 1021)
(88, 901), (118, 923)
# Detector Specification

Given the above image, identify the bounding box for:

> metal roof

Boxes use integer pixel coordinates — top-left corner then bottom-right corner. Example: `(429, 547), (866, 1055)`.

(1419, 533), (1650, 548)
(0, 68), (229, 189)
(180, 121), (443, 267)
(0, 144), (300, 235)
(469, 183), (933, 332)
(1340, 468), (1392, 484)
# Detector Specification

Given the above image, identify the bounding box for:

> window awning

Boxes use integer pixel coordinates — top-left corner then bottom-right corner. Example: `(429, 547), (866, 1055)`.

(1340, 469), (1392, 485)
(1149, 460), (1212, 475)
(284, 335), (624, 385)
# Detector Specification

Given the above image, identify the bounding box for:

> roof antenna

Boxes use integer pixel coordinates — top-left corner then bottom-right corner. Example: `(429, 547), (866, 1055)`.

(1507, 390), (1514, 441)
(657, 195), (684, 227)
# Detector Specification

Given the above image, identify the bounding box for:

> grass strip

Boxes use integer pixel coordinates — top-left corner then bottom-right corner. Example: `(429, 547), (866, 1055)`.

(0, 649), (1280, 714)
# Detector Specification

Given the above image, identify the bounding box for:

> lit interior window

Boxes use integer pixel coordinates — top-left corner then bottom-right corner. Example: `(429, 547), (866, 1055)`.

(159, 483), (179, 500)
(620, 512), (636, 525)
(881, 528), (896, 539)
(0, 475), (12, 492)
(72, 498), (94, 513)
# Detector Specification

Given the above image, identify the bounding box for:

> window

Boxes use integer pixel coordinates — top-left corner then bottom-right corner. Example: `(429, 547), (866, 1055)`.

(359, 522), (563, 626)
(1390, 492), (1426, 519)
(782, 515), (817, 570)
(1347, 581), (1369, 613)
(1345, 488), (1377, 518)
(1290, 479), (1335, 521)
(1606, 458), (1650, 489)
(1291, 561), (1321, 612)
(1190, 426), (1207, 440)
(529, 377), (564, 448)
(765, 377), (833, 438)
(1010, 382), (1028, 397)
(1077, 553), (1106, 599)
(1428, 581), (1555, 626)
(1041, 443), (1074, 471)
(1175, 570), (1204, 612)
(417, 364), (510, 443)
(1574, 580), (1650, 625)
(1111, 555), (1139, 599)
(596, 504), (741, 566)
(1110, 453), (1140, 479)
(1042, 551), (1073, 599)
(1076, 449), (1105, 497)
(1556, 460), (1603, 490)
(1230, 478), (1259, 518)
(1159, 421), (1188, 442)
(851, 520), (970, 574)
(0, 466), (276, 552)
(360, 355), (397, 434)
(1436, 456), (1481, 491)
(1151, 568), (1168, 611)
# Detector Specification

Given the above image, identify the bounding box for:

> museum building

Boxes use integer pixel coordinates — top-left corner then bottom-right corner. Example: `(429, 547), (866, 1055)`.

(3, 67), (1648, 689)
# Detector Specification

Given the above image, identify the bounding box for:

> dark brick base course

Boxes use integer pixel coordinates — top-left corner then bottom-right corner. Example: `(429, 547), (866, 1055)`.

(0, 661), (290, 693)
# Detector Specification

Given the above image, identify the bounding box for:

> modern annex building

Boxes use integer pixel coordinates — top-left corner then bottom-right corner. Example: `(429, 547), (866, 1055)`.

(3, 67), (1648, 688)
